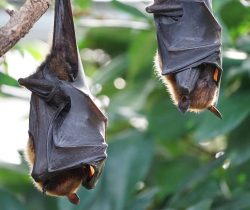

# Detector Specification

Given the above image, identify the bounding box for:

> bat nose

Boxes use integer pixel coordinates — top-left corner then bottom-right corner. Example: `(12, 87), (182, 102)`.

(178, 85), (192, 95)
(175, 67), (201, 95)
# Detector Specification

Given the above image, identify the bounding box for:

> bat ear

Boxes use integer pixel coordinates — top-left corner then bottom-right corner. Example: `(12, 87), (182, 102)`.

(52, 0), (78, 79)
(177, 96), (191, 116)
(87, 165), (95, 182)
(208, 106), (222, 119)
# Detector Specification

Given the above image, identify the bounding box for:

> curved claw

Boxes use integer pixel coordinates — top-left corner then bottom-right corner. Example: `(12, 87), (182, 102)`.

(208, 106), (222, 119)
(67, 193), (80, 205)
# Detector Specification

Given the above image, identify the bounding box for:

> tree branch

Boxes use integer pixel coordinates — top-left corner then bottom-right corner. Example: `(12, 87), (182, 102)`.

(0, 0), (53, 57)
(0, 55), (5, 66)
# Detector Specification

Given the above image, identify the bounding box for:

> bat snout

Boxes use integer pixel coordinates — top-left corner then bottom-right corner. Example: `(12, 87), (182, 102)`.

(177, 84), (192, 95)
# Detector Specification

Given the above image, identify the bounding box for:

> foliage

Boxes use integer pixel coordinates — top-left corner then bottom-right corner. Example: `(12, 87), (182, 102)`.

(0, 0), (250, 209)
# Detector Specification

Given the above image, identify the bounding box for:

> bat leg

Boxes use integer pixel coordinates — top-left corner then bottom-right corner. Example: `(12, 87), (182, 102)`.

(178, 96), (191, 116)
(42, 179), (50, 197)
(67, 193), (80, 205)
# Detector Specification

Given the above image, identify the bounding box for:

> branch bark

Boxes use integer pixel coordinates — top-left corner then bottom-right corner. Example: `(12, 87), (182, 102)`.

(0, 0), (53, 57)
(0, 55), (5, 66)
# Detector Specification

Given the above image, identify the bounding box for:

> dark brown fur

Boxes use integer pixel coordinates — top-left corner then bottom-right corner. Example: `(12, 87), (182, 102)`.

(48, 53), (71, 81)
(155, 51), (218, 113)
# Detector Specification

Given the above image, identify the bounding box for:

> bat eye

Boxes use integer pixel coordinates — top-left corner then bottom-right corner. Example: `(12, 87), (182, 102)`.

(88, 165), (95, 182)
(213, 68), (218, 83)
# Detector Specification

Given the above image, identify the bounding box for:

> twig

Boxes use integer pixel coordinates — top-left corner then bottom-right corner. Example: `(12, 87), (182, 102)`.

(0, 0), (53, 57)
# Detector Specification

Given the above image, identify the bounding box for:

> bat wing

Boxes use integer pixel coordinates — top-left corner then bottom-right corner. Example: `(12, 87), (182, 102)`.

(155, 0), (222, 73)
(19, 64), (107, 188)
(146, 0), (223, 103)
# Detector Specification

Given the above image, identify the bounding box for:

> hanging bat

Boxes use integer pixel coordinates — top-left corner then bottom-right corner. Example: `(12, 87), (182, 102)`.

(146, 0), (223, 118)
(18, 0), (107, 205)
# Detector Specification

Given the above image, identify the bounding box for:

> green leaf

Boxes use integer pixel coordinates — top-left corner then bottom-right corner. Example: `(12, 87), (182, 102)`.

(236, 35), (250, 53)
(147, 96), (201, 141)
(220, 1), (250, 40)
(74, 0), (92, 9)
(0, 190), (31, 210)
(126, 188), (158, 210)
(226, 115), (250, 167)
(92, 55), (128, 85)
(110, 0), (148, 20)
(213, 194), (250, 210)
(156, 156), (200, 199)
(108, 80), (155, 114)
(186, 199), (212, 210)
(127, 31), (157, 82)
(0, 72), (19, 87)
(194, 91), (250, 142)
(169, 156), (226, 206)
(0, 0), (7, 8)
(170, 181), (221, 209)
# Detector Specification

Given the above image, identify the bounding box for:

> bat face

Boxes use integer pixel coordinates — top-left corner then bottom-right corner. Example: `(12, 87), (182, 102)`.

(19, 0), (107, 205)
(155, 53), (222, 118)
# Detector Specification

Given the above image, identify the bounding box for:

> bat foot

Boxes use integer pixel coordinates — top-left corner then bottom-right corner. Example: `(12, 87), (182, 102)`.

(67, 193), (80, 205)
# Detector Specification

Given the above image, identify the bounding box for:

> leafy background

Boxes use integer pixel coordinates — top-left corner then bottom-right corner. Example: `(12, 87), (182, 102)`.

(0, 0), (250, 209)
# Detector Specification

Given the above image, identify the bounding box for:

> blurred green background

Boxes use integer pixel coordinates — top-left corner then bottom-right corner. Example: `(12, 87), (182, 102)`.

(0, 0), (250, 209)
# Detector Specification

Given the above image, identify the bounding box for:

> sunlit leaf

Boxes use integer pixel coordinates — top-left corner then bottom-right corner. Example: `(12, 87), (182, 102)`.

(74, 0), (92, 9)
(0, 72), (19, 87)
(169, 156), (226, 206)
(0, 190), (30, 210)
(126, 188), (158, 210)
(213, 194), (250, 210)
(186, 199), (212, 210)
(226, 115), (250, 167)
(110, 0), (148, 20)
(194, 91), (250, 142)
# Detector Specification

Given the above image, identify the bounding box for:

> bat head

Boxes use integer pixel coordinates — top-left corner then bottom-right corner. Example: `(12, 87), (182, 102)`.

(155, 52), (222, 119)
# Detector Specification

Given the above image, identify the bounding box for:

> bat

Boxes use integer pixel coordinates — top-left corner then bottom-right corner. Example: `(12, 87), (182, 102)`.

(146, 0), (223, 118)
(18, 0), (108, 205)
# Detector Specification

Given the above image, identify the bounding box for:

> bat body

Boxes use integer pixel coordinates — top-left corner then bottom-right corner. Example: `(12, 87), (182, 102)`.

(146, 0), (223, 118)
(18, 0), (107, 205)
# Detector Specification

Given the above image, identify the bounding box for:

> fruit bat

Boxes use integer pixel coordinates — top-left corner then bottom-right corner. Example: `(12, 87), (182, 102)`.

(18, 0), (108, 205)
(146, 0), (223, 118)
